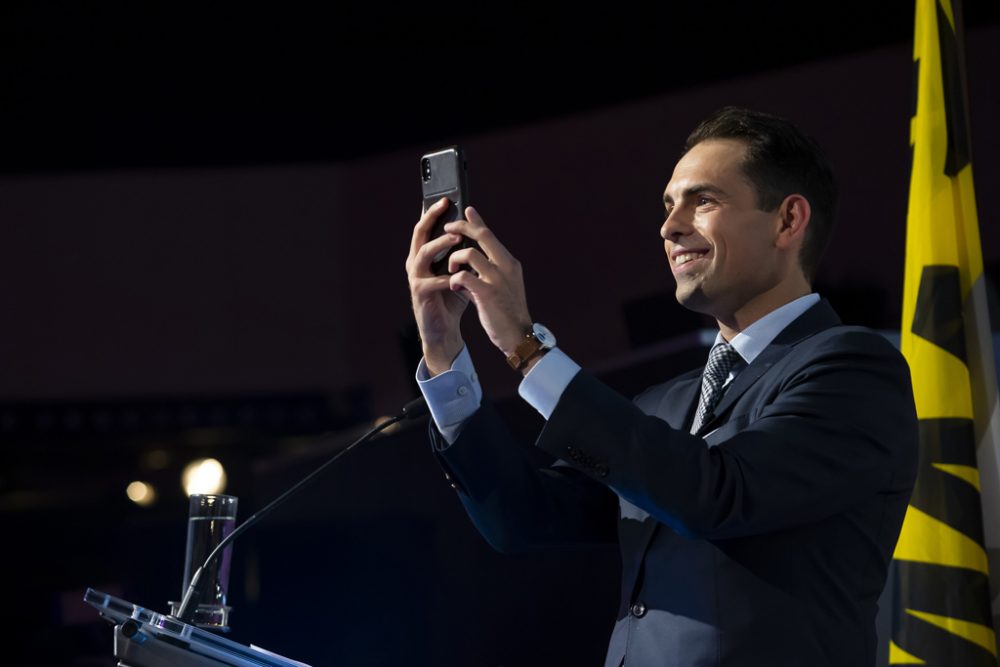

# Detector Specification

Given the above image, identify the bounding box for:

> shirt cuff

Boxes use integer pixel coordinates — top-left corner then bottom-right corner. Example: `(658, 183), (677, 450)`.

(517, 347), (581, 419)
(416, 345), (483, 446)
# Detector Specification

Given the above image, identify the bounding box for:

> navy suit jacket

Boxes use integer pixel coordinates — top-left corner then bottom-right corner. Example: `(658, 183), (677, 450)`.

(432, 300), (918, 666)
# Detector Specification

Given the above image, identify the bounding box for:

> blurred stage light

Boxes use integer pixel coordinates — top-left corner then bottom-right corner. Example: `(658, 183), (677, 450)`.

(126, 481), (157, 507)
(374, 415), (401, 434)
(182, 458), (227, 497)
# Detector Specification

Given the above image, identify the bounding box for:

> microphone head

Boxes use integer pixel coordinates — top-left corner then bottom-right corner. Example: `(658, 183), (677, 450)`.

(401, 396), (429, 420)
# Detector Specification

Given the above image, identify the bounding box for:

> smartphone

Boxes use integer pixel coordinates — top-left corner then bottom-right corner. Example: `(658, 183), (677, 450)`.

(420, 145), (475, 275)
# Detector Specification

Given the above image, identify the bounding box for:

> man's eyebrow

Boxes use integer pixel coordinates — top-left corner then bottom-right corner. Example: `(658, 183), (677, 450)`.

(662, 184), (728, 206)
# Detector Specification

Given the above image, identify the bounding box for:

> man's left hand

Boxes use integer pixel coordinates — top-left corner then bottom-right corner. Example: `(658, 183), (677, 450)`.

(444, 206), (533, 360)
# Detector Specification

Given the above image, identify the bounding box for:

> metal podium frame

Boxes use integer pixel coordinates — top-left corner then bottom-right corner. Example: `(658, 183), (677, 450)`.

(85, 588), (310, 667)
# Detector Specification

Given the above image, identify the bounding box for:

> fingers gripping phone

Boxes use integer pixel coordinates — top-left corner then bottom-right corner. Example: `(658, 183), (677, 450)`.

(420, 146), (477, 276)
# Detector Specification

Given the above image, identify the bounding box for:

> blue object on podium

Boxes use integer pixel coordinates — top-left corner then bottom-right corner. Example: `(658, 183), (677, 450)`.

(84, 588), (311, 667)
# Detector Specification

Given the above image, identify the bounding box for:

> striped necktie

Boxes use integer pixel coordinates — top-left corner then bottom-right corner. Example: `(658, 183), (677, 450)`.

(691, 341), (741, 434)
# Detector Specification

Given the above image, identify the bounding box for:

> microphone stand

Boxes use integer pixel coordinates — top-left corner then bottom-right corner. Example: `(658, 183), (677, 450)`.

(174, 397), (428, 624)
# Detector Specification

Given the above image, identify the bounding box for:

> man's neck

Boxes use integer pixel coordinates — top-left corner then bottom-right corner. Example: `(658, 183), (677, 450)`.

(716, 281), (812, 341)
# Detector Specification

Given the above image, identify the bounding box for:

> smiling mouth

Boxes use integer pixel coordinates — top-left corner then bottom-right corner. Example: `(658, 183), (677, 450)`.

(674, 251), (708, 267)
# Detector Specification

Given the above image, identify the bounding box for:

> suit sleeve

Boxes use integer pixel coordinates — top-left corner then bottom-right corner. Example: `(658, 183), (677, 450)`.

(534, 329), (919, 540)
(433, 400), (619, 553)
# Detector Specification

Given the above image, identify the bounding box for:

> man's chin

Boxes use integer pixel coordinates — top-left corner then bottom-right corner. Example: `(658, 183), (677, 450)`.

(675, 287), (711, 315)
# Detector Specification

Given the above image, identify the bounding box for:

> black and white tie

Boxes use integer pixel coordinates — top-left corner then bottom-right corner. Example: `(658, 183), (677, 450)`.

(691, 342), (741, 434)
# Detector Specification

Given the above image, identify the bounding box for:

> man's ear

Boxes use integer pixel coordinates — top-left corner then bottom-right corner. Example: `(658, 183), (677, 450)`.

(774, 194), (811, 251)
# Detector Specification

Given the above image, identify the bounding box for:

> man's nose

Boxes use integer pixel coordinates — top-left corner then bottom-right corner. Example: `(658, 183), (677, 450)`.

(660, 207), (691, 240)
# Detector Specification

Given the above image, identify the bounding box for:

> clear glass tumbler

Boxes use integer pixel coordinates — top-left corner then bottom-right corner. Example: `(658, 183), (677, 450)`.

(170, 493), (238, 630)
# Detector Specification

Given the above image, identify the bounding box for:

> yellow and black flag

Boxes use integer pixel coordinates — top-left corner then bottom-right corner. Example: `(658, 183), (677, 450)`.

(889, 0), (1000, 664)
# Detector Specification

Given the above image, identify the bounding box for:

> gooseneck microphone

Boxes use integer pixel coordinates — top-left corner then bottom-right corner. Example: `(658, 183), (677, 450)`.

(174, 396), (429, 624)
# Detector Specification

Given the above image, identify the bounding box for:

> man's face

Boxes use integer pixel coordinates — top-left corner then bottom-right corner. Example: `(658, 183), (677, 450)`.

(660, 138), (785, 321)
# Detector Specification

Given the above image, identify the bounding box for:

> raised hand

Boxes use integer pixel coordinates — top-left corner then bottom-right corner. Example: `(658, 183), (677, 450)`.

(406, 197), (470, 376)
(444, 207), (533, 361)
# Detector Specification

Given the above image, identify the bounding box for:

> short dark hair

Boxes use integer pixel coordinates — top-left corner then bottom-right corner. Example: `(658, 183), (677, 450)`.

(683, 107), (837, 282)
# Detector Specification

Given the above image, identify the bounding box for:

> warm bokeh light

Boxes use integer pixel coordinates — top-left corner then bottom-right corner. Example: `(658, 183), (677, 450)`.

(374, 415), (401, 434)
(126, 481), (157, 506)
(181, 458), (227, 497)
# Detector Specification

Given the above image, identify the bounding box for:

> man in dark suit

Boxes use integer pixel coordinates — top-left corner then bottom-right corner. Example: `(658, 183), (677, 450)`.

(405, 107), (918, 666)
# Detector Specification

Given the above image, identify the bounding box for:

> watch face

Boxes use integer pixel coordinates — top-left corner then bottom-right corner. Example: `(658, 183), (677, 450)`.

(532, 323), (556, 348)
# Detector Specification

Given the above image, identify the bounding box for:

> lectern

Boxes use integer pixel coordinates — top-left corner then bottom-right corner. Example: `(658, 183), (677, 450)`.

(84, 588), (310, 667)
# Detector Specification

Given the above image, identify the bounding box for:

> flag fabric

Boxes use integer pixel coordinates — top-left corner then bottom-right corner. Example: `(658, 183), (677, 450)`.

(889, 0), (1000, 664)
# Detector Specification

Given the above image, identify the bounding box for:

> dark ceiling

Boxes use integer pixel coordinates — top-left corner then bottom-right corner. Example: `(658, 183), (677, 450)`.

(2, 2), (998, 173)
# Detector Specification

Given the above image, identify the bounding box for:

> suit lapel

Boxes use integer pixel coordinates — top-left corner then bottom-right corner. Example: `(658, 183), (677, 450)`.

(657, 371), (702, 431)
(695, 299), (842, 436)
(696, 344), (786, 433)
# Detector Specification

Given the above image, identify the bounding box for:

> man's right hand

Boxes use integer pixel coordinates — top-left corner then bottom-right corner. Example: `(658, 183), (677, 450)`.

(406, 197), (469, 376)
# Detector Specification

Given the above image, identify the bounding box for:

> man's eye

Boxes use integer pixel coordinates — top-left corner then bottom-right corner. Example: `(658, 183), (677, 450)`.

(697, 196), (713, 206)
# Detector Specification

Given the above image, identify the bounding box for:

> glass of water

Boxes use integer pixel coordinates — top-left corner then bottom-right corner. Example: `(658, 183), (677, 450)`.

(170, 493), (238, 630)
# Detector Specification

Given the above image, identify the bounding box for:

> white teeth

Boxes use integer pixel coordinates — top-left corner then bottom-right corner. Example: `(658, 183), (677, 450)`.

(675, 252), (705, 266)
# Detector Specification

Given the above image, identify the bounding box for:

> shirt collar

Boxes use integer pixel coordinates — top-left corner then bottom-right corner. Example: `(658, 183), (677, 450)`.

(713, 293), (821, 365)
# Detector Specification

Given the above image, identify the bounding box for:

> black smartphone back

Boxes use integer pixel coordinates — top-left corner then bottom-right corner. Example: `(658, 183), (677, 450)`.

(420, 145), (472, 275)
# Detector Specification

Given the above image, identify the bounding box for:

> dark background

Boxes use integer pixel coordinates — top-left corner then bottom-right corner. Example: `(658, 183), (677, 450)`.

(2, 3), (999, 665)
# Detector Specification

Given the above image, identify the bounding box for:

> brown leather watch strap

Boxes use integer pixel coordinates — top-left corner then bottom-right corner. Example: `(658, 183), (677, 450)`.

(506, 331), (544, 371)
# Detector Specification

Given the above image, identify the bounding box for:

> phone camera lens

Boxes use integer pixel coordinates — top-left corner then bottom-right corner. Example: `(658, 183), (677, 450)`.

(421, 159), (432, 182)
